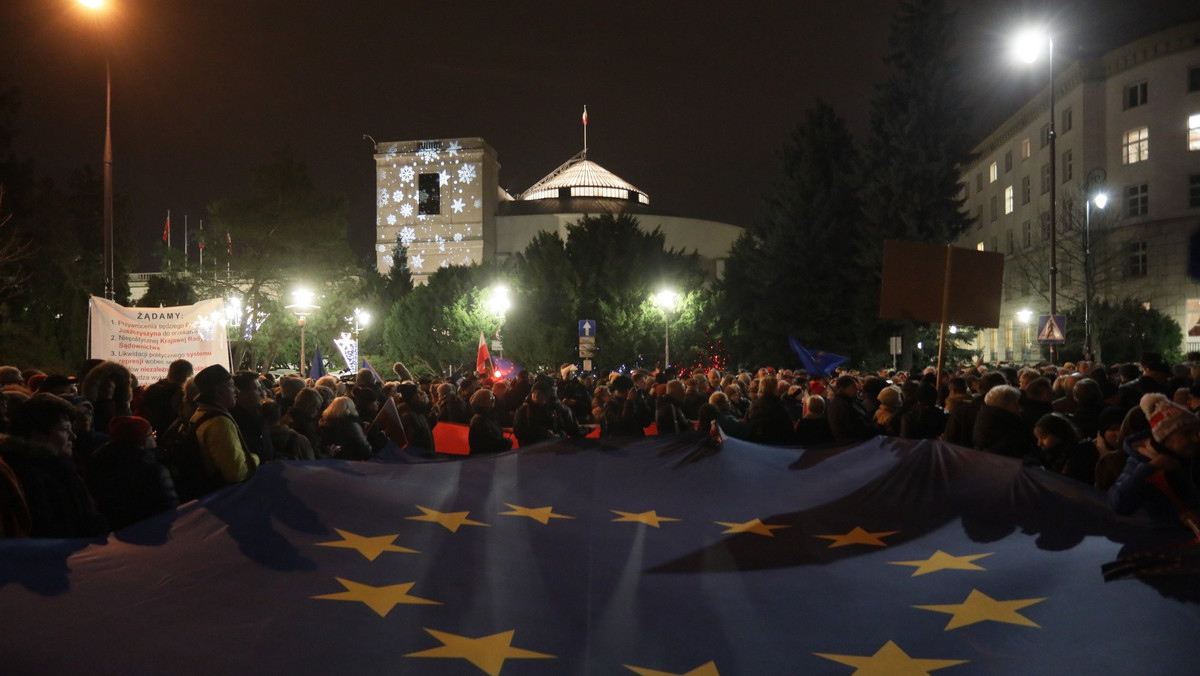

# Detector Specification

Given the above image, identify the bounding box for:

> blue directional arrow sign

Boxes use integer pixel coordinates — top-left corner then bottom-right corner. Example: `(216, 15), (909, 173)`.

(579, 320), (596, 338)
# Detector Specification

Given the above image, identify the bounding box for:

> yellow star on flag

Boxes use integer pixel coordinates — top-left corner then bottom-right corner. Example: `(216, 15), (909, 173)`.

(311, 577), (440, 617)
(406, 505), (490, 532)
(889, 550), (992, 576)
(625, 659), (720, 675)
(815, 526), (899, 548)
(406, 628), (554, 676)
(715, 518), (789, 537)
(500, 503), (575, 525)
(914, 588), (1045, 630)
(315, 528), (418, 561)
(612, 510), (682, 528)
(815, 640), (967, 675)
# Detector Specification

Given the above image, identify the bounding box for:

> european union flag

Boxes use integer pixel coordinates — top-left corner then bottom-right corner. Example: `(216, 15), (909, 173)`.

(789, 336), (850, 377)
(309, 344), (327, 379)
(1, 436), (1198, 674)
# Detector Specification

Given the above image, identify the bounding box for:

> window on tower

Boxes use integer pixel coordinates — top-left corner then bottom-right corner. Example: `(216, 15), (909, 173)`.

(418, 173), (440, 215)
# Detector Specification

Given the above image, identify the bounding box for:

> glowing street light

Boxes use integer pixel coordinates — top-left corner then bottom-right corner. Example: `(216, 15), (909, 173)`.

(77, 0), (115, 299)
(1017, 309), (1033, 362)
(486, 284), (510, 359)
(285, 288), (319, 375)
(1012, 26), (1058, 363)
(653, 289), (679, 369)
(1084, 191), (1108, 359)
(486, 284), (511, 317)
(352, 307), (371, 341)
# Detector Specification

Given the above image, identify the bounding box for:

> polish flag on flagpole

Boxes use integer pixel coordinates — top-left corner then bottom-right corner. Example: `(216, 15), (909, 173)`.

(162, 211), (170, 244)
(476, 331), (490, 375)
(582, 106), (588, 126)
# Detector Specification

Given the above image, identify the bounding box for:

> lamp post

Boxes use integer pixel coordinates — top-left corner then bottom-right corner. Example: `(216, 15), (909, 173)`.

(1083, 191), (1108, 360)
(1016, 29), (1057, 363)
(286, 289), (319, 375)
(486, 284), (510, 359)
(653, 290), (679, 370)
(78, 0), (114, 300)
(1016, 309), (1033, 363)
(352, 307), (371, 342)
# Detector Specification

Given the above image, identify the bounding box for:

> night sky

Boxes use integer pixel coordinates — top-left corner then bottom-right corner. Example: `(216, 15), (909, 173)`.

(3, 1), (1199, 271)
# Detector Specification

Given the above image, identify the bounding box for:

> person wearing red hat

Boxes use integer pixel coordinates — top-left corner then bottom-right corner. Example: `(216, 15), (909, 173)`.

(1109, 393), (1200, 534)
(85, 416), (179, 530)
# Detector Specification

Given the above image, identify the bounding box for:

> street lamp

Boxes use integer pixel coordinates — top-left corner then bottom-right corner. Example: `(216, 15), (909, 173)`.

(653, 289), (679, 369)
(285, 288), (319, 375)
(78, 0), (114, 300)
(1083, 191), (1108, 360)
(1016, 309), (1033, 363)
(1014, 28), (1058, 363)
(352, 307), (371, 341)
(486, 284), (510, 359)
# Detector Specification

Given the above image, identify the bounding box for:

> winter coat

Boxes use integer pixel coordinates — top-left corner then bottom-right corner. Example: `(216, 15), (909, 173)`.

(318, 416), (374, 460)
(86, 441), (179, 531)
(972, 405), (1038, 462)
(748, 394), (794, 445)
(0, 438), (108, 538)
(468, 413), (513, 454)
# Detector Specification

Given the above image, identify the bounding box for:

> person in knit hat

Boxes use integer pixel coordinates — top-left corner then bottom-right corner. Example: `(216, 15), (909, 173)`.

(1108, 393), (1200, 532)
(85, 416), (179, 530)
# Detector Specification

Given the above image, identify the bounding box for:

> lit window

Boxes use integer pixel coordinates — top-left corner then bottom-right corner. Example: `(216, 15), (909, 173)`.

(990, 162), (998, 183)
(1021, 138), (1031, 159)
(976, 242), (985, 251)
(1122, 127), (1149, 164)
(1004, 185), (1014, 214)
(1126, 183), (1149, 217)
(1124, 82), (1148, 109)
(1189, 114), (1200, 151)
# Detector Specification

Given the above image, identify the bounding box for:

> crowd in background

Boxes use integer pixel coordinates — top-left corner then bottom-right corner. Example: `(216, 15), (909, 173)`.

(2, 352), (1198, 539)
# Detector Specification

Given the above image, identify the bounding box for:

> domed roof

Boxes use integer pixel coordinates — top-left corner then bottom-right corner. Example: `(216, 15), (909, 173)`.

(520, 152), (649, 205)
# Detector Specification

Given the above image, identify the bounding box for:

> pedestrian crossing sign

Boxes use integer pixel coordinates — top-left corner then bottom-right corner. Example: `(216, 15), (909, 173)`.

(1037, 314), (1067, 344)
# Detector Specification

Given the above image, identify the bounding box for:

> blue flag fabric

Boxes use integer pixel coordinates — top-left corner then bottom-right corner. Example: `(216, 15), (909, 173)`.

(361, 357), (384, 384)
(309, 344), (327, 379)
(788, 336), (850, 377)
(1, 436), (1198, 675)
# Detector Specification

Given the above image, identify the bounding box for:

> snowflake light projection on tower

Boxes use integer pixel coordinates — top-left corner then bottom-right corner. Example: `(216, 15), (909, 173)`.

(373, 138), (497, 284)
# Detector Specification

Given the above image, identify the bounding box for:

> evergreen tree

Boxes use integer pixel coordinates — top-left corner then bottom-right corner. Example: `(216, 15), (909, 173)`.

(717, 102), (871, 367)
(503, 214), (706, 372)
(860, 0), (977, 369)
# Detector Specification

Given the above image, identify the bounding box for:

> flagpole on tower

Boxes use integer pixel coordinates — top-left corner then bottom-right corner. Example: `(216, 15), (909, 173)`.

(582, 105), (588, 159)
(184, 215), (188, 270)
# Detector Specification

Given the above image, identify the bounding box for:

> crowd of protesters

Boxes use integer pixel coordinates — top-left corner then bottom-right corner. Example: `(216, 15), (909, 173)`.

(1, 352), (1197, 539)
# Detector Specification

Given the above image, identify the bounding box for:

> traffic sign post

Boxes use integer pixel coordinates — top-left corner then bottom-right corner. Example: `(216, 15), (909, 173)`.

(578, 319), (596, 359)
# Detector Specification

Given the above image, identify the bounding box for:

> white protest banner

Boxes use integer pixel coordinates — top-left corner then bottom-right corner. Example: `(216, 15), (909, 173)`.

(89, 296), (232, 384)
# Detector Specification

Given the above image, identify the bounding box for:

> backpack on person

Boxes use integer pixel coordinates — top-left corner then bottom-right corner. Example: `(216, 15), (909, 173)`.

(157, 410), (225, 502)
